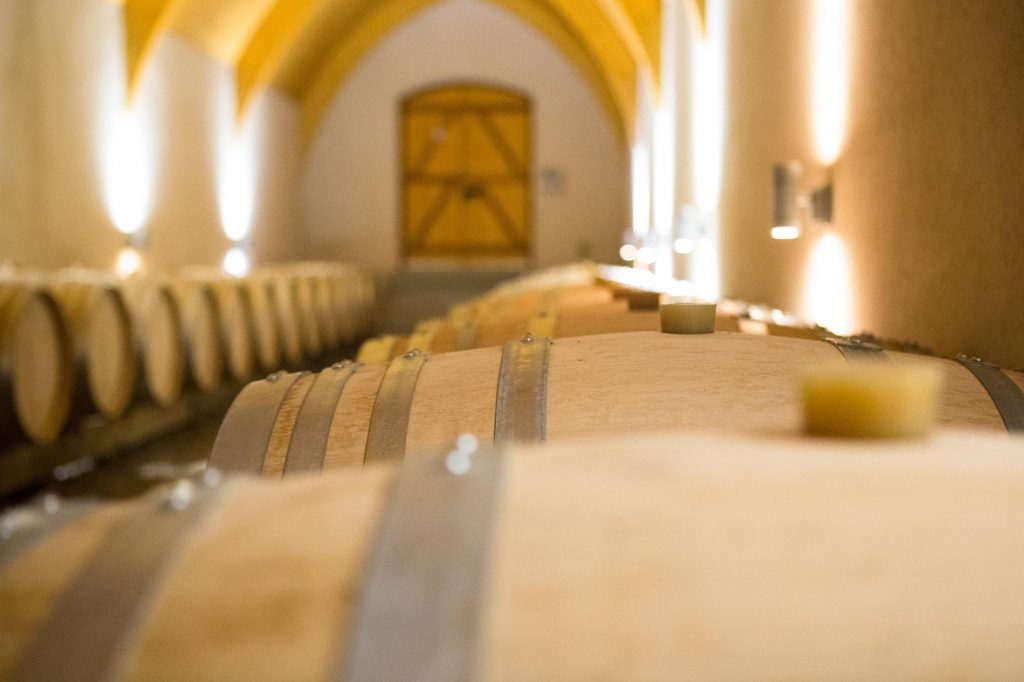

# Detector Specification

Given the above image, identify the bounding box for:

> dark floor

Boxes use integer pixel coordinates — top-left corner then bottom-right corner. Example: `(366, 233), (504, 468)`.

(1, 344), (363, 513)
(0, 414), (225, 514)
(42, 416), (223, 502)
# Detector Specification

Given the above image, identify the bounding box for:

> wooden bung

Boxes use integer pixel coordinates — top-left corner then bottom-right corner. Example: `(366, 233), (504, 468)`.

(211, 331), (1024, 477)
(4, 429), (1024, 678)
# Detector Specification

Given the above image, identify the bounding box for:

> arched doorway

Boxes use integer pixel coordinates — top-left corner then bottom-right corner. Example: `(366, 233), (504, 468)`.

(401, 83), (532, 262)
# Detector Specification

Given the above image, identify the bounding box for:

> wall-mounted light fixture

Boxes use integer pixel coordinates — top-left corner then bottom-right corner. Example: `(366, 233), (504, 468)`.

(223, 239), (252, 278)
(618, 229), (638, 262)
(114, 230), (148, 279)
(771, 161), (834, 239)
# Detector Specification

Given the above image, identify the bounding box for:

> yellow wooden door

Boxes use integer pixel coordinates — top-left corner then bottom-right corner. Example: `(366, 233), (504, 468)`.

(402, 84), (532, 259)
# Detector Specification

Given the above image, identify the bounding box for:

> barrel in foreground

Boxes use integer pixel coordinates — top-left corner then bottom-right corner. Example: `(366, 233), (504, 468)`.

(211, 331), (1024, 477)
(3, 429), (1024, 679)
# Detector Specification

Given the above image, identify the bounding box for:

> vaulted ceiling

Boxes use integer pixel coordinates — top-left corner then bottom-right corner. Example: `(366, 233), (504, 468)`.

(116, 0), (676, 144)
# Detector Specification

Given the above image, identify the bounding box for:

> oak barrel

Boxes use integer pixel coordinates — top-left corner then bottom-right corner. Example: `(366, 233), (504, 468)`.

(7, 286), (73, 444)
(1, 281), (73, 444)
(5, 429), (1024, 678)
(211, 331), (1024, 476)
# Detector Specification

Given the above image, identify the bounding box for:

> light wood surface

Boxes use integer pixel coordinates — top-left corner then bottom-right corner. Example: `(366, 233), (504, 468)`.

(5, 429), (1024, 679)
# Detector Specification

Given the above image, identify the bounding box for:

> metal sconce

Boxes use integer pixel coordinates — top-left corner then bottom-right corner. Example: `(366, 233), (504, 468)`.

(771, 161), (833, 240)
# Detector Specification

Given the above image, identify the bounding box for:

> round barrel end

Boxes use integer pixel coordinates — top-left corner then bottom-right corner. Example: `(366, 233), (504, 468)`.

(86, 288), (137, 419)
(216, 284), (257, 383)
(140, 287), (186, 407)
(11, 290), (73, 444)
(184, 288), (225, 393)
(247, 280), (283, 372)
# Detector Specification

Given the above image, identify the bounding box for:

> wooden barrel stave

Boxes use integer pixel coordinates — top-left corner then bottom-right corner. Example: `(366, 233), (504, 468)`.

(6, 430), (1024, 678)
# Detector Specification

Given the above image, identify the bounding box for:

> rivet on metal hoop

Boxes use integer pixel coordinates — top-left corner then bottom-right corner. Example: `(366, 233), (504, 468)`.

(455, 433), (479, 455)
(266, 372), (282, 383)
(521, 333), (536, 344)
(200, 467), (222, 489)
(445, 450), (473, 476)
(41, 493), (61, 515)
(165, 480), (196, 512)
(403, 349), (421, 360)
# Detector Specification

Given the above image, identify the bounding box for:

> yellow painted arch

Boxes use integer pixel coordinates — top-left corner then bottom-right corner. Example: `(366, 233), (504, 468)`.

(120, 0), (661, 144)
(123, 0), (181, 98)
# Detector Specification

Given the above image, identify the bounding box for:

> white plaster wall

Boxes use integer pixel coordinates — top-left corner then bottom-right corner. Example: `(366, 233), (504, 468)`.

(0, 0), (302, 271)
(300, 0), (629, 272)
(0, 0), (41, 262)
(714, 0), (1024, 367)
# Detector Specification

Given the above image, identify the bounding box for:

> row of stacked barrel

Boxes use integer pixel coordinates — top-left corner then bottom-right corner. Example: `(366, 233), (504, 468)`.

(354, 262), (924, 363)
(3, 262), (1024, 678)
(0, 261), (375, 447)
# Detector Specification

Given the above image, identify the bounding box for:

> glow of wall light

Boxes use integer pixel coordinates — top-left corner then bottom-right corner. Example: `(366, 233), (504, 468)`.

(771, 226), (801, 240)
(689, 0), (726, 301)
(691, 35), (724, 213)
(115, 247), (143, 279)
(803, 232), (854, 334)
(812, 0), (849, 164)
(674, 238), (695, 254)
(619, 244), (638, 261)
(96, 17), (157, 237)
(636, 246), (658, 265)
(216, 77), (260, 243)
(222, 246), (251, 278)
(652, 107), (677, 278)
(631, 141), (652, 238)
(653, 0), (677, 238)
